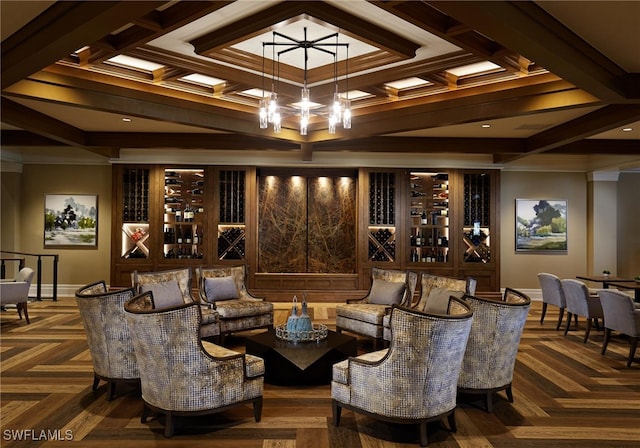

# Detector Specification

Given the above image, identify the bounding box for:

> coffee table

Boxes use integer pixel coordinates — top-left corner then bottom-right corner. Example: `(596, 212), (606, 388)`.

(245, 328), (357, 385)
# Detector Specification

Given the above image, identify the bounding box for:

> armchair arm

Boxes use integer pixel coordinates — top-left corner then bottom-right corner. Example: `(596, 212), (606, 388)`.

(0, 282), (30, 303)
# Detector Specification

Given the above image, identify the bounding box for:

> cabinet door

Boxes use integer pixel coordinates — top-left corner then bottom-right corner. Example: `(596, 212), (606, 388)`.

(461, 172), (492, 264)
(162, 168), (206, 261)
(217, 169), (246, 261)
(407, 171), (451, 265)
(367, 171), (397, 263)
(120, 167), (151, 260)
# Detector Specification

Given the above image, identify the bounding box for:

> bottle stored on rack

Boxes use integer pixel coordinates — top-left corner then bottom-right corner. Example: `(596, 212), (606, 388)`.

(421, 210), (427, 225)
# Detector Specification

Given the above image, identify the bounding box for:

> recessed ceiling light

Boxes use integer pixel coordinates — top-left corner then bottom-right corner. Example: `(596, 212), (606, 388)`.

(385, 77), (432, 90)
(481, 124), (491, 128)
(122, 117), (132, 122)
(180, 73), (225, 87)
(106, 55), (164, 72)
(622, 127), (633, 132)
(447, 61), (502, 77)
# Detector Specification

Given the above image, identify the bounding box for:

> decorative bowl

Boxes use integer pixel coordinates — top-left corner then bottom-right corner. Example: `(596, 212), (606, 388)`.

(275, 323), (328, 342)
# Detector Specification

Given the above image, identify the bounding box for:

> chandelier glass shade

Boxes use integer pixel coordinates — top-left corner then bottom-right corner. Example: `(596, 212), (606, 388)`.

(259, 28), (351, 135)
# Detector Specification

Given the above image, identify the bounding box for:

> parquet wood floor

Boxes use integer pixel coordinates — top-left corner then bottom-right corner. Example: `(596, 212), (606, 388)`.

(1, 299), (639, 447)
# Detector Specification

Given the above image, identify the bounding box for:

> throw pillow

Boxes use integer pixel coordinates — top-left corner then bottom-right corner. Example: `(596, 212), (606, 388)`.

(204, 276), (239, 302)
(141, 280), (184, 309)
(424, 288), (464, 314)
(368, 279), (406, 305)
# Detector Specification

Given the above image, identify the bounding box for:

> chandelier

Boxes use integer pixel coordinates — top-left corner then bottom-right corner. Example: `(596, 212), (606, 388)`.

(259, 28), (351, 135)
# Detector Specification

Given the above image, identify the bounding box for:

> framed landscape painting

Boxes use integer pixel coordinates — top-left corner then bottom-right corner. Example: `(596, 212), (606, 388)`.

(515, 199), (567, 252)
(44, 194), (98, 248)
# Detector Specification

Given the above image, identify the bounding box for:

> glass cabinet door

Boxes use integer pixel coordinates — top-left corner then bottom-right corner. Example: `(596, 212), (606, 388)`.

(218, 170), (246, 260)
(462, 172), (491, 263)
(407, 172), (450, 264)
(368, 172), (396, 262)
(121, 168), (150, 259)
(163, 168), (205, 260)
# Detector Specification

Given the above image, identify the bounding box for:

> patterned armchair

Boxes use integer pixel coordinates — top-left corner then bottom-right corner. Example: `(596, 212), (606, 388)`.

(332, 300), (474, 447)
(195, 265), (273, 343)
(599, 289), (640, 367)
(131, 267), (219, 338)
(335, 268), (418, 348)
(0, 267), (34, 324)
(561, 279), (603, 343)
(123, 292), (264, 437)
(457, 288), (531, 412)
(75, 281), (139, 400)
(383, 273), (476, 341)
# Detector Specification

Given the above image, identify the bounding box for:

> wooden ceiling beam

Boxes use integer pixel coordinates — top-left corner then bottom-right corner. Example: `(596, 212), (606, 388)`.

(1, 98), (87, 147)
(190, 2), (419, 59)
(429, 1), (633, 101)
(496, 104), (640, 163)
(1, 1), (164, 90)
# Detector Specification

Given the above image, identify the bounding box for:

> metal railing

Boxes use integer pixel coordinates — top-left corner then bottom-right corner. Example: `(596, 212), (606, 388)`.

(0, 251), (59, 301)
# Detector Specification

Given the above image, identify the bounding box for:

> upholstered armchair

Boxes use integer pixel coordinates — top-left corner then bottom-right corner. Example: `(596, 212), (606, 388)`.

(0, 267), (34, 324)
(131, 267), (219, 338)
(124, 292), (264, 437)
(332, 300), (474, 447)
(75, 281), (139, 400)
(335, 268), (417, 347)
(383, 273), (476, 341)
(195, 265), (273, 343)
(561, 279), (603, 343)
(457, 288), (531, 412)
(599, 289), (640, 367)
(538, 273), (567, 330)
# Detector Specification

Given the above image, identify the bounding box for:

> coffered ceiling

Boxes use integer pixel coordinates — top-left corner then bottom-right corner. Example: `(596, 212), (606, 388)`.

(1, 1), (639, 171)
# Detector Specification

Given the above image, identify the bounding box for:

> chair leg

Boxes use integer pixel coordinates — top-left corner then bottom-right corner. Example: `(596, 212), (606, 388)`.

(486, 391), (494, 413)
(92, 374), (100, 391)
(540, 302), (547, 324)
(419, 421), (429, 447)
(556, 308), (565, 330)
(164, 411), (174, 438)
(627, 337), (638, 368)
(141, 404), (150, 423)
(564, 313), (572, 335)
(107, 381), (116, 401)
(601, 328), (611, 355)
(21, 303), (29, 324)
(506, 384), (514, 403)
(332, 400), (342, 426)
(253, 397), (263, 422)
(447, 411), (457, 432)
(583, 318), (592, 343)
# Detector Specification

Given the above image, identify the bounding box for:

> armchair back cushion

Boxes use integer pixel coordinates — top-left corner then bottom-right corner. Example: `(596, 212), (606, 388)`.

(204, 276), (240, 302)
(368, 278), (406, 305)
(141, 280), (184, 309)
(132, 268), (194, 304)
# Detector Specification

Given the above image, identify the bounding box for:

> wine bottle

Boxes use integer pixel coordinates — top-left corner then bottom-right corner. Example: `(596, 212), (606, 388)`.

(421, 210), (427, 225)
(176, 226), (183, 244)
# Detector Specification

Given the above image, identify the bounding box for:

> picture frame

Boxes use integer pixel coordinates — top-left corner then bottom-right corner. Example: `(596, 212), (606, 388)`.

(515, 199), (567, 252)
(44, 194), (98, 248)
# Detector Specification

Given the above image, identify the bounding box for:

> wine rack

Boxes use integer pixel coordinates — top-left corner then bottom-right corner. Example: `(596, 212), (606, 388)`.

(218, 170), (246, 260)
(122, 168), (149, 222)
(407, 172), (450, 264)
(162, 168), (205, 260)
(369, 172), (395, 225)
(368, 172), (395, 262)
(121, 168), (150, 259)
(462, 172), (491, 263)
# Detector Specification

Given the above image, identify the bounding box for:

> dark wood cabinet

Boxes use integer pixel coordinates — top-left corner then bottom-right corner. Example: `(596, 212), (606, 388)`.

(111, 166), (499, 294)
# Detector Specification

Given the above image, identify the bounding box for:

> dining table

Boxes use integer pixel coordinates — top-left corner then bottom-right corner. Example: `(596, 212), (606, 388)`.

(576, 275), (639, 302)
